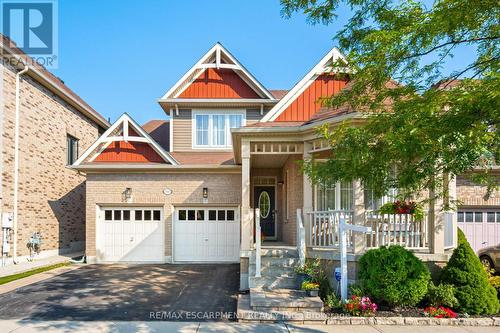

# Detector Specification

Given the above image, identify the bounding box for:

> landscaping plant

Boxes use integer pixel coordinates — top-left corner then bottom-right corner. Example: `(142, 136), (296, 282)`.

(440, 229), (500, 314)
(426, 282), (458, 308)
(423, 306), (458, 319)
(344, 295), (377, 316)
(358, 245), (431, 307)
(378, 201), (424, 221)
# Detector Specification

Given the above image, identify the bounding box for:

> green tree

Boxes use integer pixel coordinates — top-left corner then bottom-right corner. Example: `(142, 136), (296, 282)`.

(440, 229), (499, 314)
(282, 0), (499, 199)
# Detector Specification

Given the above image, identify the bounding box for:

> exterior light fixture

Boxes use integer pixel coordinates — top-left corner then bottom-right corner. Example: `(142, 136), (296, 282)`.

(124, 187), (132, 200)
(277, 180), (284, 185)
(203, 187), (208, 199)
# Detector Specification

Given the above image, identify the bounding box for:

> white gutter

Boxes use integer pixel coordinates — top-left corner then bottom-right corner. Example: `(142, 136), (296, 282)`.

(13, 62), (29, 263)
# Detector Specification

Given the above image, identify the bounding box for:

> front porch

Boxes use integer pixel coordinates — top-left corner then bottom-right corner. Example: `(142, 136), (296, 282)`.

(238, 138), (458, 291)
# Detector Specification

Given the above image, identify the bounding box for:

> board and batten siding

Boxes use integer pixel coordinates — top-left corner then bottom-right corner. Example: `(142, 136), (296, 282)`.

(172, 107), (271, 152)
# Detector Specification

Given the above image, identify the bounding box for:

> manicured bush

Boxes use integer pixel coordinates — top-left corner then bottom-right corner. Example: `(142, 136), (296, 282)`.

(358, 245), (431, 307)
(440, 229), (499, 314)
(426, 282), (458, 308)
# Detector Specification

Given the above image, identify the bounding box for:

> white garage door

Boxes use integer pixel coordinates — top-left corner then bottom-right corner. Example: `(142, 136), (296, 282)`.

(458, 210), (500, 252)
(174, 207), (240, 262)
(98, 207), (164, 262)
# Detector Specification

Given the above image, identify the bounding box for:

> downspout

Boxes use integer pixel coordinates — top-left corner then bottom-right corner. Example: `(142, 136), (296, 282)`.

(13, 63), (29, 264)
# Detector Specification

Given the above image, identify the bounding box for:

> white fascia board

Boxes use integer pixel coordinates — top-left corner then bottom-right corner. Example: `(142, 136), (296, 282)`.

(73, 113), (178, 166)
(160, 43), (274, 101)
(261, 47), (347, 122)
(158, 98), (278, 104)
(160, 44), (219, 100)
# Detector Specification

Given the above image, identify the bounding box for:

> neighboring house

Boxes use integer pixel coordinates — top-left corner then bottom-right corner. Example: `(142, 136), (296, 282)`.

(0, 35), (109, 265)
(72, 43), (499, 294)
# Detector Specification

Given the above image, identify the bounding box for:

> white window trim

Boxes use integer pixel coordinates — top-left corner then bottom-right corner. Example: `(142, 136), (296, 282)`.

(191, 109), (246, 149)
(314, 181), (354, 211)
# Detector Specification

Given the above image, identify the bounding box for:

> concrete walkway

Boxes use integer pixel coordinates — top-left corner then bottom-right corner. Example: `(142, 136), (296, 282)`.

(0, 321), (496, 333)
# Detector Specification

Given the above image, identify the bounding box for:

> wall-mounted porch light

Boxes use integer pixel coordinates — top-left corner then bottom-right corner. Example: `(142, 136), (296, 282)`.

(203, 187), (208, 199)
(124, 187), (132, 201)
(277, 180), (284, 186)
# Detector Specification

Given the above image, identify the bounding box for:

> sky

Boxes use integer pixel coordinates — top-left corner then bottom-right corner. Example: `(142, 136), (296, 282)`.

(51, 0), (350, 124)
(44, 0), (476, 125)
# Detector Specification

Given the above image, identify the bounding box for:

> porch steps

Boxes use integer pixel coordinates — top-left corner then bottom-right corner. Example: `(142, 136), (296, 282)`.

(239, 246), (326, 323)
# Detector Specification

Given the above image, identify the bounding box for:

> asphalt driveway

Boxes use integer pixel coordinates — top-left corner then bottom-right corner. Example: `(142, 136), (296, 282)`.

(0, 264), (240, 321)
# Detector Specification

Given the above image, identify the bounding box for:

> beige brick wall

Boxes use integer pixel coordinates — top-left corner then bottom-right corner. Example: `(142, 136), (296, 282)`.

(1, 60), (101, 257)
(456, 174), (500, 207)
(85, 172), (241, 259)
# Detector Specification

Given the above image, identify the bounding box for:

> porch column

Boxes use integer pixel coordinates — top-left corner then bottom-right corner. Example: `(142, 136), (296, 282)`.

(429, 174), (445, 254)
(302, 142), (313, 243)
(353, 180), (366, 254)
(241, 139), (252, 252)
(448, 174), (458, 248)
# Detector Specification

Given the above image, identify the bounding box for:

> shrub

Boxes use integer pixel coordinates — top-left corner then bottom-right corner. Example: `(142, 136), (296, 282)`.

(358, 245), (431, 307)
(349, 283), (364, 297)
(440, 229), (500, 314)
(325, 292), (343, 311)
(426, 282), (458, 308)
(485, 268), (500, 300)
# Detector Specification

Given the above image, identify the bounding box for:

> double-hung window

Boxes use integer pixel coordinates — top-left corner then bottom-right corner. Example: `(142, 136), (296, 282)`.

(193, 111), (245, 148)
(315, 181), (353, 211)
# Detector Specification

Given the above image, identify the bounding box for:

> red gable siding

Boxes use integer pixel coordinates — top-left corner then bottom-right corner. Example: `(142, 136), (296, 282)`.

(93, 141), (165, 163)
(275, 74), (348, 121)
(179, 68), (260, 98)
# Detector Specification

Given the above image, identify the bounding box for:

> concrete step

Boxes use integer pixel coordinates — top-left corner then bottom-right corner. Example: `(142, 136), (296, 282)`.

(248, 265), (295, 277)
(237, 294), (327, 324)
(259, 248), (298, 258)
(249, 257), (301, 268)
(250, 288), (323, 312)
(249, 275), (298, 290)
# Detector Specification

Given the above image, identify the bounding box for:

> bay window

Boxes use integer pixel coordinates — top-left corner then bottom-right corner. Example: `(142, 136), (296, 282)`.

(193, 111), (245, 148)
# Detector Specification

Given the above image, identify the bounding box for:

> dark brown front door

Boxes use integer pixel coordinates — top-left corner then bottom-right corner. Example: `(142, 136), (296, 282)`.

(254, 186), (276, 238)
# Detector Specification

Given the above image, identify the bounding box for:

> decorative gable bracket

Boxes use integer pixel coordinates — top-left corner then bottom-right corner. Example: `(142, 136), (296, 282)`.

(73, 113), (178, 166)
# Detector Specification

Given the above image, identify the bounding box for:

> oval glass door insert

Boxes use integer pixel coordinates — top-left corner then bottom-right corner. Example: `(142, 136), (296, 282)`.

(258, 191), (271, 218)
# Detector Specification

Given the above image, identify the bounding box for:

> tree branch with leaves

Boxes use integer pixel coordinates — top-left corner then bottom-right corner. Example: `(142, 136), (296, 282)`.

(282, 0), (499, 202)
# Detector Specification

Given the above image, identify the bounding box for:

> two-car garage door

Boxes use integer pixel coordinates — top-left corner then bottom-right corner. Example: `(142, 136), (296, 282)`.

(97, 206), (240, 263)
(174, 207), (240, 262)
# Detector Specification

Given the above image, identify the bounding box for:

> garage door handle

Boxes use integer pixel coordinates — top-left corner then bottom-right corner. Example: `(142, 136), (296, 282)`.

(204, 238), (208, 241)
(130, 237), (134, 242)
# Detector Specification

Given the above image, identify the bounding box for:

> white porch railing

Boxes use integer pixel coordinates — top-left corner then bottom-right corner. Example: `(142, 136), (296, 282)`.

(306, 210), (354, 248)
(305, 210), (430, 251)
(296, 209), (306, 266)
(365, 212), (429, 249)
(254, 208), (261, 277)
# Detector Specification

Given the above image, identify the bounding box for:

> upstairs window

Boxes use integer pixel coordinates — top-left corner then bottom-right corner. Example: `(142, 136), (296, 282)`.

(193, 111), (245, 148)
(67, 135), (79, 165)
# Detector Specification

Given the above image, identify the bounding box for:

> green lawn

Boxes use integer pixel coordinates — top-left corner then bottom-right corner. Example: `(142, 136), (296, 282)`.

(0, 262), (70, 285)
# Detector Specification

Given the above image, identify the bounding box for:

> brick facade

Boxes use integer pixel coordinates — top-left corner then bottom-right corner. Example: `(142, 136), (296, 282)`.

(84, 172), (241, 261)
(1, 60), (101, 258)
(456, 174), (500, 207)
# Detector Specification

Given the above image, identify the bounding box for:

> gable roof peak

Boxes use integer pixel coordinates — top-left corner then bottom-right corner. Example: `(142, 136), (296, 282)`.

(260, 46), (350, 122)
(159, 43), (275, 101)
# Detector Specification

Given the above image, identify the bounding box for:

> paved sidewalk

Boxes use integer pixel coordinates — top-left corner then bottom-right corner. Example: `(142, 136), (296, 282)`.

(1, 320), (497, 333)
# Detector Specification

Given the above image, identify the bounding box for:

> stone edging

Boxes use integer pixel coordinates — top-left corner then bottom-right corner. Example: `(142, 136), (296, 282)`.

(326, 316), (500, 326)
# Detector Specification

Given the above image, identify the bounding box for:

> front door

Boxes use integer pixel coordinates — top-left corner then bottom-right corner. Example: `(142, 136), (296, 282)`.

(254, 186), (276, 239)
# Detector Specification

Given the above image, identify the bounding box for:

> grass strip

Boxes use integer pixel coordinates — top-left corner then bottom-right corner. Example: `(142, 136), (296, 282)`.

(0, 262), (70, 285)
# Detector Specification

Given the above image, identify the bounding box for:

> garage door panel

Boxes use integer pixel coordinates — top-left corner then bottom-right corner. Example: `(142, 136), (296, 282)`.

(174, 207), (239, 262)
(98, 208), (164, 263)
